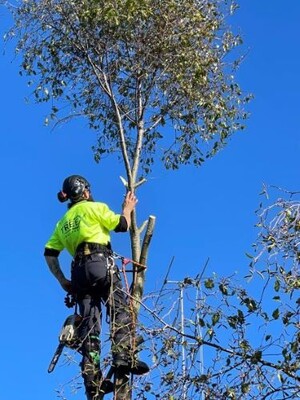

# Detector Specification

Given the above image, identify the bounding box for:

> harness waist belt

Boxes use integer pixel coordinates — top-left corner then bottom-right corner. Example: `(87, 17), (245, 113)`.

(75, 242), (112, 257)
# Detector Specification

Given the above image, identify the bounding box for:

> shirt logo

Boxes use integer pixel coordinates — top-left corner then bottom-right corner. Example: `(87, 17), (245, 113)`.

(61, 215), (81, 236)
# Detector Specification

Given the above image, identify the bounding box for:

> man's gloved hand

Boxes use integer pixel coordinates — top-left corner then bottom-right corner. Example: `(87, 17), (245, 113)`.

(64, 293), (76, 308)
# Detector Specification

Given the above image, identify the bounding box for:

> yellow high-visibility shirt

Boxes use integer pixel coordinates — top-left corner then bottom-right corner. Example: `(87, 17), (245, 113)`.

(45, 201), (121, 256)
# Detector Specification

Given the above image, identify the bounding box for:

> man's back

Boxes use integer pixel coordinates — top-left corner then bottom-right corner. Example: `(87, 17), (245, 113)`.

(46, 200), (121, 256)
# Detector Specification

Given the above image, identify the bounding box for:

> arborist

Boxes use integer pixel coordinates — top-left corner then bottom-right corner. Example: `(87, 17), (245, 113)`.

(44, 175), (149, 399)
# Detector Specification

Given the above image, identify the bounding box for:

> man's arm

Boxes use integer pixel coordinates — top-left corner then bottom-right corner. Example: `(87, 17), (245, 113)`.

(44, 250), (72, 293)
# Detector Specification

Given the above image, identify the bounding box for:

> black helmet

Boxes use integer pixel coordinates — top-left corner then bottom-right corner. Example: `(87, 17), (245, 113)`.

(57, 175), (91, 203)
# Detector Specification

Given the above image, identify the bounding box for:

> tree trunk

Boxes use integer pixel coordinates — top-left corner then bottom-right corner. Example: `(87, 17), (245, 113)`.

(114, 215), (156, 399)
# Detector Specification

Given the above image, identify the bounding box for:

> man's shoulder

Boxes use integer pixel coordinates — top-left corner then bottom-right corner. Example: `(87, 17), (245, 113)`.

(78, 200), (110, 212)
(88, 200), (108, 208)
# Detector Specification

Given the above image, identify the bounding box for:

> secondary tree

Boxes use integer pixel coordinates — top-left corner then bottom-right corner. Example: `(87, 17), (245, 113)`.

(132, 187), (300, 399)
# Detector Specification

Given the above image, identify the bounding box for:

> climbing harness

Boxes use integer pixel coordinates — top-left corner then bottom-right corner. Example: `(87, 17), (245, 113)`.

(48, 251), (148, 387)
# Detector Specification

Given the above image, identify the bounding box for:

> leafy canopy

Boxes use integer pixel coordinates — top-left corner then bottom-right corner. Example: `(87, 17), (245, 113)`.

(8, 0), (250, 174)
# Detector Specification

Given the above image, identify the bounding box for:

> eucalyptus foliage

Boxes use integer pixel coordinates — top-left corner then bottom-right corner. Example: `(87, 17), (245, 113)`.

(6, 0), (249, 176)
(130, 188), (300, 399)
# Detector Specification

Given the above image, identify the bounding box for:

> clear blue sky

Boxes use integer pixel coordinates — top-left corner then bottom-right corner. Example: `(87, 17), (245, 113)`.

(0, 1), (299, 399)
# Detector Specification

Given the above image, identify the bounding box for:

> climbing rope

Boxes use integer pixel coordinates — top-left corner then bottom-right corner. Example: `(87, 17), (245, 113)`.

(112, 251), (147, 273)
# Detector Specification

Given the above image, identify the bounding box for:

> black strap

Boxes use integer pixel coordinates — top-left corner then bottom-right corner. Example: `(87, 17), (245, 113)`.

(75, 242), (112, 257)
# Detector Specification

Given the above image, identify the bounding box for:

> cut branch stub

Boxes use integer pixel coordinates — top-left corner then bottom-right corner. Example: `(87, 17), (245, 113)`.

(132, 215), (156, 315)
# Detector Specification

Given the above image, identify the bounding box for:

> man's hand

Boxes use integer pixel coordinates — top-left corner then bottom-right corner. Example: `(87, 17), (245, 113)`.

(123, 191), (138, 213)
(64, 293), (76, 308)
(122, 191), (138, 229)
(45, 255), (72, 292)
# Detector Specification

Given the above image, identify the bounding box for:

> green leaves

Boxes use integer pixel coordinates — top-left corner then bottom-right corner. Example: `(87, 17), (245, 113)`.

(250, 350), (262, 364)
(242, 296), (258, 312)
(241, 382), (250, 394)
(227, 310), (245, 328)
(211, 312), (221, 325)
(219, 283), (228, 295)
(7, 0), (249, 176)
(204, 278), (215, 289)
(272, 308), (280, 320)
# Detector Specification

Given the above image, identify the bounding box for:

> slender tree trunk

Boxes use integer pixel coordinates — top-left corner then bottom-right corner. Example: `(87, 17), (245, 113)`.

(113, 213), (139, 399)
(113, 76), (156, 399)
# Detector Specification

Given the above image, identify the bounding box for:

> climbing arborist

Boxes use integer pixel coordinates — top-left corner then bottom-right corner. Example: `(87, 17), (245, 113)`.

(44, 175), (149, 399)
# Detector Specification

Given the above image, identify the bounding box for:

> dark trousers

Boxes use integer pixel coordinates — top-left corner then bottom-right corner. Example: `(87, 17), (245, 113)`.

(71, 253), (132, 397)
